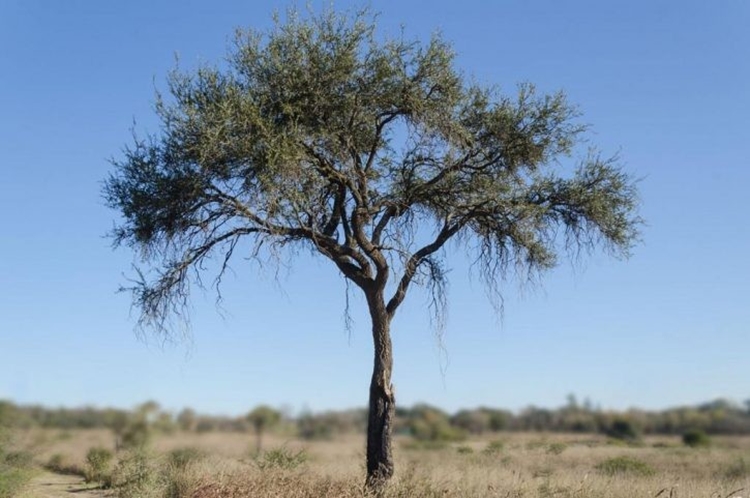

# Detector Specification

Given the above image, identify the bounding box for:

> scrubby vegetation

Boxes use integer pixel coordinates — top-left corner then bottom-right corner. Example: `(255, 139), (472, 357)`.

(0, 432), (34, 498)
(3, 398), (750, 497)
(4, 398), (750, 442)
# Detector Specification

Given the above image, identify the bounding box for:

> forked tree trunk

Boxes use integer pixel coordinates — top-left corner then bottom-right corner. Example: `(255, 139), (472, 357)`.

(365, 292), (395, 490)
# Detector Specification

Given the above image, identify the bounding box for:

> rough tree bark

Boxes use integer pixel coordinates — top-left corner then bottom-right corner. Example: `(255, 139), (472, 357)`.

(365, 290), (396, 489)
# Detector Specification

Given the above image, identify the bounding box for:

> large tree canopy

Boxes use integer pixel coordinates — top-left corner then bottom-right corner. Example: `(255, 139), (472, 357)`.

(105, 8), (640, 486)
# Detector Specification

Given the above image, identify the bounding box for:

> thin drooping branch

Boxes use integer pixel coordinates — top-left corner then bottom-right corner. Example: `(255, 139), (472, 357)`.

(386, 221), (462, 316)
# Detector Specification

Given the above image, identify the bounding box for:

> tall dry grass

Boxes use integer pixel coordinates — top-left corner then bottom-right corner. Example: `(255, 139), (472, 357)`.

(20, 428), (750, 497)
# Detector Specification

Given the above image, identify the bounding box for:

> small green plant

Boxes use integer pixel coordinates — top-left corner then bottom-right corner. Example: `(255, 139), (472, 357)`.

(85, 447), (114, 486)
(482, 440), (505, 456)
(682, 429), (711, 448)
(456, 445), (473, 454)
(595, 456), (655, 477)
(255, 446), (308, 470)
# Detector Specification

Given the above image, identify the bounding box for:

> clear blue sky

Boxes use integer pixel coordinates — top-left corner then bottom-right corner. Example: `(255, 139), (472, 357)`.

(1, 1), (748, 417)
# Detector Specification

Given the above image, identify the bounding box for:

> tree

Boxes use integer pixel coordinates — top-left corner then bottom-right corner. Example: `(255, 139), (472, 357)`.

(246, 405), (281, 453)
(176, 408), (197, 432)
(104, 8), (640, 487)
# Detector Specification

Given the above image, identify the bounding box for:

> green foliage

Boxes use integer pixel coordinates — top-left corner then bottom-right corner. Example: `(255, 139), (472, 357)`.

(595, 456), (655, 477)
(456, 445), (474, 454)
(85, 446), (114, 486)
(105, 6), (640, 349)
(0, 468), (32, 498)
(247, 405), (282, 452)
(408, 405), (466, 442)
(255, 446), (308, 470)
(606, 418), (640, 442)
(0, 439), (33, 498)
(682, 428), (711, 448)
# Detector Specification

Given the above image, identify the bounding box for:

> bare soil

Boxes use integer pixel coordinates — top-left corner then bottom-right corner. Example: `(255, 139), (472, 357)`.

(23, 471), (109, 498)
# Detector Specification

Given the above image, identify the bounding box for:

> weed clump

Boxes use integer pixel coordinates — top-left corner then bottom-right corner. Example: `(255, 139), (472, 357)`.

(255, 447), (308, 470)
(595, 456), (655, 477)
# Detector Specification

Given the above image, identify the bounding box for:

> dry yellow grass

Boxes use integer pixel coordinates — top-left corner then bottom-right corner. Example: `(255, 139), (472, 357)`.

(20, 429), (750, 497)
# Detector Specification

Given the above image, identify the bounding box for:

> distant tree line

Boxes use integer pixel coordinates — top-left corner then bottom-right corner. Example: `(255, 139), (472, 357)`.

(2, 398), (750, 442)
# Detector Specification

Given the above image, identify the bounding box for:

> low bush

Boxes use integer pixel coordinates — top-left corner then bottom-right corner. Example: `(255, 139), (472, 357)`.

(682, 429), (711, 448)
(85, 446), (114, 486)
(605, 419), (640, 442)
(111, 448), (163, 498)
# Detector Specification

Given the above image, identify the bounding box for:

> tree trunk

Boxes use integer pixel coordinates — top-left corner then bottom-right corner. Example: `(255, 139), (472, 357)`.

(255, 427), (262, 454)
(365, 291), (395, 490)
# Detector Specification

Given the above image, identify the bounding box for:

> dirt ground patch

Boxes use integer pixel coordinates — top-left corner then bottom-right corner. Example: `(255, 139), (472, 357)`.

(22, 471), (109, 498)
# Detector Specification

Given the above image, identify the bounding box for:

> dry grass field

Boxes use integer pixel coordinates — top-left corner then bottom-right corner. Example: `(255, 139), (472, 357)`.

(13, 428), (750, 497)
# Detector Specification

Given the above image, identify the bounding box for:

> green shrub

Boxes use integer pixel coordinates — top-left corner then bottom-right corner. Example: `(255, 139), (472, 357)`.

(595, 456), (655, 477)
(606, 419), (640, 442)
(112, 449), (163, 498)
(0, 467), (33, 498)
(1, 452), (31, 469)
(682, 429), (711, 448)
(0, 446), (33, 498)
(85, 447), (114, 486)
(255, 447), (308, 470)
(456, 445), (473, 454)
